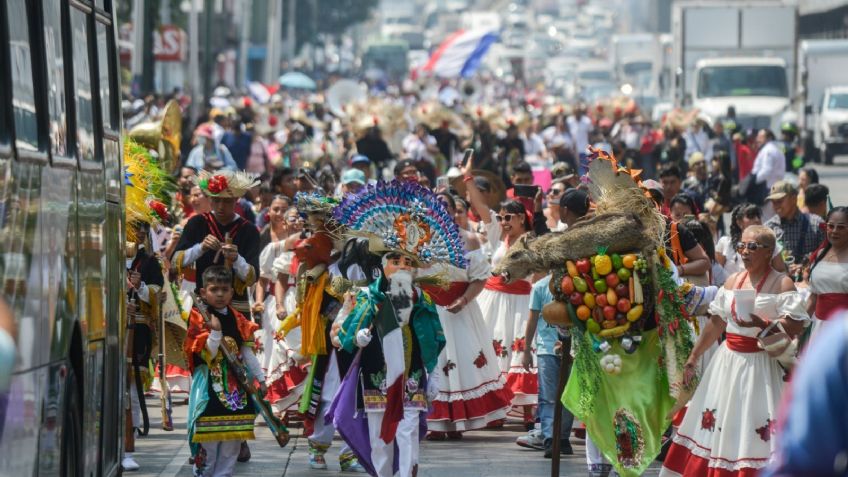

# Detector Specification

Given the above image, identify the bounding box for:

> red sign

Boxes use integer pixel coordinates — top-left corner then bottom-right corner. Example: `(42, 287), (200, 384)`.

(153, 25), (186, 62)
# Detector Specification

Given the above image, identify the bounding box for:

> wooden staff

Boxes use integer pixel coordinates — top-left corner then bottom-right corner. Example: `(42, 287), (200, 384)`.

(157, 284), (174, 431)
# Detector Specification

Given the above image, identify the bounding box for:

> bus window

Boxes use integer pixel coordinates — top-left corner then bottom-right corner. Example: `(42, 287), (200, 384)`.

(95, 23), (115, 132)
(70, 7), (97, 164)
(6, 0), (38, 153)
(42, 0), (69, 159)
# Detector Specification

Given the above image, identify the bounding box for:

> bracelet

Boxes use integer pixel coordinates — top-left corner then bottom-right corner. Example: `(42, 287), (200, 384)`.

(463, 175), (474, 183)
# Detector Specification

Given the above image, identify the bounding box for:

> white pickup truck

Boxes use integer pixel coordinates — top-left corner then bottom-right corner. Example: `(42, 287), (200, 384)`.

(817, 86), (848, 164)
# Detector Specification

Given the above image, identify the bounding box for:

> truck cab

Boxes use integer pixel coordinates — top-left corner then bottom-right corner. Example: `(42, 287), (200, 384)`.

(692, 57), (790, 131)
(817, 86), (848, 164)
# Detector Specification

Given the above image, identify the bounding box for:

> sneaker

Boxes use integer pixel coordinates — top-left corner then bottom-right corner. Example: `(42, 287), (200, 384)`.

(309, 453), (328, 470)
(237, 441), (251, 463)
(543, 439), (574, 458)
(516, 430), (545, 450)
(340, 458), (367, 473)
(121, 455), (140, 471)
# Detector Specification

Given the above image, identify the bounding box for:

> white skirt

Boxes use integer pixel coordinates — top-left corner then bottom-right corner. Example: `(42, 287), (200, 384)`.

(476, 288), (537, 407)
(660, 343), (785, 476)
(427, 298), (513, 431)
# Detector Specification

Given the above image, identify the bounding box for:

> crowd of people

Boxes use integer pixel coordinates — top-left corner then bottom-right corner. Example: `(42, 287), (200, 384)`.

(120, 84), (848, 477)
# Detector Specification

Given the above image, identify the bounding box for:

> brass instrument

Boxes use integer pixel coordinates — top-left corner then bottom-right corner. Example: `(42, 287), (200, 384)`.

(128, 100), (182, 174)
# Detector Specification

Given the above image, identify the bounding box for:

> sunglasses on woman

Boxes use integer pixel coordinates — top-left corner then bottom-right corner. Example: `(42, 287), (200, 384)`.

(495, 214), (515, 222)
(548, 188), (565, 196)
(826, 222), (847, 231)
(735, 241), (769, 251)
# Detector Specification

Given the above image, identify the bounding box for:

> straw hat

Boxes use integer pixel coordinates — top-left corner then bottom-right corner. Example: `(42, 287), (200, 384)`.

(194, 170), (260, 199)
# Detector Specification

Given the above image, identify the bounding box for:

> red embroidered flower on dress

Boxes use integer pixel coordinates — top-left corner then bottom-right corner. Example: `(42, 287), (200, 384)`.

(492, 339), (507, 358)
(756, 418), (775, 442)
(207, 175), (228, 194)
(511, 337), (526, 353)
(701, 408), (716, 432)
(473, 350), (487, 368)
(442, 360), (456, 376)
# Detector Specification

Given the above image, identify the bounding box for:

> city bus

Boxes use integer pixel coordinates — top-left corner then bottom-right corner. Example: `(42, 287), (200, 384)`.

(0, 1), (125, 476)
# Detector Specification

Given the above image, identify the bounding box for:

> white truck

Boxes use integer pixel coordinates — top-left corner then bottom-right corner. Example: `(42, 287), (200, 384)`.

(611, 34), (661, 95)
(671, 0), (798, 132)
(796, 40), (848, 163)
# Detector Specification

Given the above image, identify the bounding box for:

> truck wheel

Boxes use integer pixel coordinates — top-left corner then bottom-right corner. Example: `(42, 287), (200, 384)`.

(60, 368), (82, 477)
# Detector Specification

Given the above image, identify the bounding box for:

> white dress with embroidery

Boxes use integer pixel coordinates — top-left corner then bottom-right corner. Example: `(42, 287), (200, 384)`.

(475, 217), (537, 408)
(425, 249), (513, 432)
(660, 288), (808, 476)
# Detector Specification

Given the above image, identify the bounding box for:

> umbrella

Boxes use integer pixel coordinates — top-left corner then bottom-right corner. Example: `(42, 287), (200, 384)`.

(279, 72), (317, 90)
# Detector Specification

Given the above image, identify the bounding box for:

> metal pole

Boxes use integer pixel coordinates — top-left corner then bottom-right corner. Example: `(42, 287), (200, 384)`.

(550, 345), (572, 477)
(202, 0), (213, 105)
(264, 0), (281, 84)
(131, 0), (145, 95)
(238, 0), (252, 87)
(188, 0), (201, 124)
(285, 0), (296, 64)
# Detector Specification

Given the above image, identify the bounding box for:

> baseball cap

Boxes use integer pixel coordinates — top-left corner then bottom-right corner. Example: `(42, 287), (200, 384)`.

(766, 180), (799, 201)
(560, 189), (590, 217)
(341, 169), (366, 185)
(350, 154), (371, 166)
(688, 152), (705, 167)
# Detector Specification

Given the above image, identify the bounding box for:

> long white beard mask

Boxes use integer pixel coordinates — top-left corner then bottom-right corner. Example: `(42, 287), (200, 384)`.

(387, 270), (414, 326)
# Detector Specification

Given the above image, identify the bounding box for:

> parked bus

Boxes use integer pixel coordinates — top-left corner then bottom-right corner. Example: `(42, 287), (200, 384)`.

(0, 1), (125, 476)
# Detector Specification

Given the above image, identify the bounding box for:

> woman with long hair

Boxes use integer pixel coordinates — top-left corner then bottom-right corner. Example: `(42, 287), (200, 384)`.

(797, 167), (819, 210)
(661, 225), (808, 477)
(466, 171), (538, 428)
(806, 206), (848, 334)
(423, 193), (513, 440)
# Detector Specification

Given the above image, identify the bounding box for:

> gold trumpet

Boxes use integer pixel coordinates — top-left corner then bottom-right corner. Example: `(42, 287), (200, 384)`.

(128, 100), (182, 174)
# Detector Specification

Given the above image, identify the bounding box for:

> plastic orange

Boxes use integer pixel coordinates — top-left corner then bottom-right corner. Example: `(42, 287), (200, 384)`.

(622, 254), (637, 269)
(576, 305), (591, 321)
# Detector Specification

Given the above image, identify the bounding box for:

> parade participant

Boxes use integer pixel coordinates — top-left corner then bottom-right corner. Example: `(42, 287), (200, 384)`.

(423, 193), (513, 440)
(716, 204), (786, 277)
(328, 180), (464, 477)
(806, 207), (848, 334)
(173, 170), (261, 315)
(184, 266), (265, 477)
(276, 192), (366, 473)
(185, 124), (238, 172)
(661, 225), (808, 477)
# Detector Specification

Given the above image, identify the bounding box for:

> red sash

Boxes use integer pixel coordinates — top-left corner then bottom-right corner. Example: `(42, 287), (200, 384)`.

(484, 276), (531, 295)
(202, 212), (247, 242)
(815, 293), (848, 321)
(421, 282), (469, 307)
(725, 333), (761, 353)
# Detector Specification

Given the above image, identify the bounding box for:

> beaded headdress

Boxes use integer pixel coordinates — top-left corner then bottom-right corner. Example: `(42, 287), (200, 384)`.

(332, 180), (466, 268)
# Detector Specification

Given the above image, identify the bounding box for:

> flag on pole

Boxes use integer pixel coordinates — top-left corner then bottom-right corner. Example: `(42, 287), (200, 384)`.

(421, 29), (499, 79)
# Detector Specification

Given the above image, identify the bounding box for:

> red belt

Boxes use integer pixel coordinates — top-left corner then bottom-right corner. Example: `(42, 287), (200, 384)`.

(815, 293), (848, 321)
(725, 333), (761, 353)
(484, 276), (531, 295)
(421, 282), (469, 307)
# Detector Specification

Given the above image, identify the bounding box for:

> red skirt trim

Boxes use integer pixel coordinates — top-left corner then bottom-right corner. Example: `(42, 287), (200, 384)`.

(265, 366), (309, 405)
(427, 386), (513, 423)
(663, 433), (768, 477)
(484, 276), (531, 295)
(505, 370), (538, 395)
(154, 364), (191, 379)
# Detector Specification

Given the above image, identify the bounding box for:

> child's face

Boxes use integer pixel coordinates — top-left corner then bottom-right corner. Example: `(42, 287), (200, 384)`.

(201, 282), (234, 309)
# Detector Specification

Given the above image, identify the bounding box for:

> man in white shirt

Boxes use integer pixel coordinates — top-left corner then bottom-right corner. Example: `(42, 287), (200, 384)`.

(751, 129), (786, 219)
(684, 120), (713, 167)
(566, 107), (593, 173)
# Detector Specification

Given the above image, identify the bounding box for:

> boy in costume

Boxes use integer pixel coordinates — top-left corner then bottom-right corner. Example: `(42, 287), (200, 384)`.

(327, 180), (466, 477)
(184, 266), (265, 477)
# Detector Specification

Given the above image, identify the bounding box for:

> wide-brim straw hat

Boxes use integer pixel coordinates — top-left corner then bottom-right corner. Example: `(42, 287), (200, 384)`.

(194, 170), (260, 199)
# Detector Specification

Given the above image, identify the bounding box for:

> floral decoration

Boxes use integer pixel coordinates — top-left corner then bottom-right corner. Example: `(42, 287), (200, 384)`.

(473, 351), (487, 368)
(701, 408), (716, 432)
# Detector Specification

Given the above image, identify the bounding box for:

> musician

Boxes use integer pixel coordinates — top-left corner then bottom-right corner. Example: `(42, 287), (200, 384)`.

(124, 221), (165, 472)
(184, 266), (266, 477)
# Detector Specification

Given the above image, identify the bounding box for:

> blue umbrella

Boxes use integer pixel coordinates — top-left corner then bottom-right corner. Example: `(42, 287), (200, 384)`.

(279, 72), (317, 90)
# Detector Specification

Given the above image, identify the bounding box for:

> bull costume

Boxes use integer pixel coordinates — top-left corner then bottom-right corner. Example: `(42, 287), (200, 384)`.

(327, 181), (466, 477)
(275, 192), (365, 472)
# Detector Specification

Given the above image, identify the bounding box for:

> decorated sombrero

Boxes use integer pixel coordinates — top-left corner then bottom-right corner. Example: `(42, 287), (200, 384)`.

(332, 180), (466, 268)
(194, 170), (260, 198)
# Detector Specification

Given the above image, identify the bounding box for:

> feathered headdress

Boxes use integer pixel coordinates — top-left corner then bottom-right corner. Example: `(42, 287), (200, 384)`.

(194, 170), (260, 198)
(295, 191), (338, 217)
(124, 138), (176, 240)
(332, 180), (466, 269)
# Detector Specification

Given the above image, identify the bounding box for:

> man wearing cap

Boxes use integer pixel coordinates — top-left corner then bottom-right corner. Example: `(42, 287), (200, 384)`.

(339, 169), (366, 197)
(682, 152), (709, 210)
(185, 124), (238, 172)
(764, 181), (824, 276)
(295, 166), (319, 194)
(684, 119), (713, 168)
(349, 154), (378, 185)
(394, 159), (420, 183)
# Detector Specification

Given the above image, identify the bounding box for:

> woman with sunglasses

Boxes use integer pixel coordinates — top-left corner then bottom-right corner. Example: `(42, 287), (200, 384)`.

(806, 207), (848, 335)
(544, 180), (568, 231)
(716, 203), (786, 278)
(465, 168), (538, 429)
(423, 193), (513, 440)
(661, 225), (808, 477)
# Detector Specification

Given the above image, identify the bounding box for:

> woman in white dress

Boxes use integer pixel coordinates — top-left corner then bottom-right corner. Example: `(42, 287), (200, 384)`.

(423, 193), (513, 440)
(465, 176), (537, 428)
(661, 225), (808, 477)
(806, 207), (848, 336)
(716, 204), (785, 277)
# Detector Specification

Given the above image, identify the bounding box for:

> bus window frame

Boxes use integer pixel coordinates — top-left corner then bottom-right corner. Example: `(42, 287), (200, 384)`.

(0, 0), (13, 160)
(3, 0), (49, 165)
(94, 13), (119, 138)
(69, 1), (102, 173)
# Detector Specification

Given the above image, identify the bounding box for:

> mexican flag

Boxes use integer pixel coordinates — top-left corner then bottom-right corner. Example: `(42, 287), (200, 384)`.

(374, 300), (406, 444)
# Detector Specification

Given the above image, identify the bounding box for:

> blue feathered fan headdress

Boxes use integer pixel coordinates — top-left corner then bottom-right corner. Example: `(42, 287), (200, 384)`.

(332, 180), (466, 269)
